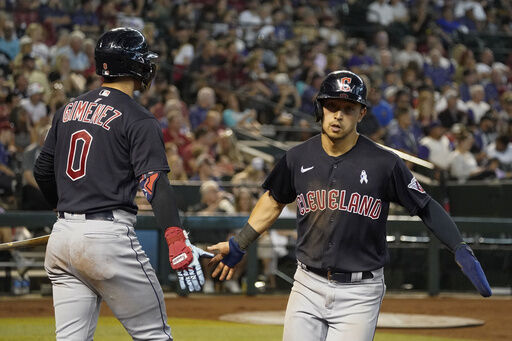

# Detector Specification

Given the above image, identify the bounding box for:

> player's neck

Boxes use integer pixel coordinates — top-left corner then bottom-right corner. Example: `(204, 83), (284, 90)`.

(101, 79), (137, 97)
(321, 132), (359, 157)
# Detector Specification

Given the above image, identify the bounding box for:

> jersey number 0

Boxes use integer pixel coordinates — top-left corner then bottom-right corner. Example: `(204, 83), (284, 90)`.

(66, 129), (93, 181)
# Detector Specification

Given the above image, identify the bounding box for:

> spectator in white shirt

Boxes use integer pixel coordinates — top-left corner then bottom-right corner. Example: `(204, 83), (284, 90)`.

(390, 0), (409, 23)
(466, 84), (490, 123)
(20, 83), (47, 125)
(418, 121), (452, 170)
(449, 131), (486, 182)
(367, 0), (394, 26)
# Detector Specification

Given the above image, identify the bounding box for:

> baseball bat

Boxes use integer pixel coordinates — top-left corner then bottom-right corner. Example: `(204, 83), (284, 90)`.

(0, 234), (50, 251)
(377, 143), (435, 170)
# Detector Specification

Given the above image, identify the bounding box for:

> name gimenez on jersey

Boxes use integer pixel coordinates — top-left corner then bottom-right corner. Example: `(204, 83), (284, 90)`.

(62, 100), (123, 131)
(296, 189), (382, 220)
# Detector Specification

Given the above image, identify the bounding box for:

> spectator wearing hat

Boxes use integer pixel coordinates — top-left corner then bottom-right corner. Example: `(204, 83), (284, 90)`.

(20, 83), (47, 125)
(418, 121), (452, 170)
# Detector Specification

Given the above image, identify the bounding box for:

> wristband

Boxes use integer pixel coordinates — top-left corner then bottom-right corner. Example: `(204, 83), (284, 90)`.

(233, 222), (260, 251)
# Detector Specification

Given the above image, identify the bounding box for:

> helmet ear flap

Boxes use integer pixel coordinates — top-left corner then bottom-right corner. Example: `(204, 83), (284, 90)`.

(314, 99), (323, 122)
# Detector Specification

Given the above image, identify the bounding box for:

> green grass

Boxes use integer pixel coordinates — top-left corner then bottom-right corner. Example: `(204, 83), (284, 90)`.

(0, 317), (474, 341)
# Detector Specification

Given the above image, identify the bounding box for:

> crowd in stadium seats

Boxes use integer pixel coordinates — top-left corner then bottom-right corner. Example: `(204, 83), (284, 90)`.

(0, 0), (511, 213)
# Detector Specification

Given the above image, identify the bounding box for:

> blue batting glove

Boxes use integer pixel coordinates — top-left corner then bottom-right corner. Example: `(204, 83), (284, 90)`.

(455, 243), (492, 297)
(221, 237), (245, 268)
(176, 242), (213, 292)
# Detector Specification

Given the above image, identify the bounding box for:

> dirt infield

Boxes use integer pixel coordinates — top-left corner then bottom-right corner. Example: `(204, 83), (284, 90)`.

(0, 293), (510, 340)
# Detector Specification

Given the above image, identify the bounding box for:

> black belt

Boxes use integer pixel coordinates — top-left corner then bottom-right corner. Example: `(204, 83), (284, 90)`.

(58, 211), (114, 221)
(304, 265), (373, 283)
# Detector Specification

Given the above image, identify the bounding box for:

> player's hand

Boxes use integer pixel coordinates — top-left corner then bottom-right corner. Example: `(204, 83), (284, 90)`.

(454, 243), (492, 297)
(176, 243), (214, 292)
(165, 227), (214, 291)
(207, 237), (245, 281)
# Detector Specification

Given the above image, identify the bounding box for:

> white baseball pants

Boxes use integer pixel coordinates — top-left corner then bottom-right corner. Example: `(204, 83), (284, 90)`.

(45, 210), (172, 341)
(283, 265), (385, 341)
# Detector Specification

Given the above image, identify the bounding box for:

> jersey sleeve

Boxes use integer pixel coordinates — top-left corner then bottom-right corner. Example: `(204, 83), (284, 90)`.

(128, 118), (170, 177)
(262, 154), (296, 204)
(386, 158), (431, 215)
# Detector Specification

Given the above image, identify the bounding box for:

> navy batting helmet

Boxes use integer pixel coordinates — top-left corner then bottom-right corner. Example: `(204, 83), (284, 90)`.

(95, 27), (158, 90)
(314, 70), (369, 121)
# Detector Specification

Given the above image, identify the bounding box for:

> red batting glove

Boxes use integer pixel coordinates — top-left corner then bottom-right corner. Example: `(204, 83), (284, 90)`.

(165, 227), (193, 270)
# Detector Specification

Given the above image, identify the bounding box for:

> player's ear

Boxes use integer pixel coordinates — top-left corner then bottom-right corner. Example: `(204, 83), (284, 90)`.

(357, 106), (367, 123)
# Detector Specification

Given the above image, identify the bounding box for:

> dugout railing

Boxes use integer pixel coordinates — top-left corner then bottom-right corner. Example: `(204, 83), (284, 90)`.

(0, 211), (510, 296)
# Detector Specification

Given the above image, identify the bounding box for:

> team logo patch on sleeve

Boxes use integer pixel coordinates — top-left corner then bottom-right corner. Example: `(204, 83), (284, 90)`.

(139, 172), (160, 202)
(407, 177), (425, 193)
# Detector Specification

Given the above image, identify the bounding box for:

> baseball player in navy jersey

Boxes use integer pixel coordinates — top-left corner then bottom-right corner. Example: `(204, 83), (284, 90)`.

(33, 27), (212, 341)
(209, 70), (491, 341)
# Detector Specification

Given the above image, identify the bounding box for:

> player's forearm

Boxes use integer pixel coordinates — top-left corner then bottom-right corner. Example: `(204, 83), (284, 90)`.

(233, 191), (286, 251)
(142, 172), (182, 230)
(248, 191), (286, 233)
(417, 199), (463, 251)
(34, 151), (58, 208)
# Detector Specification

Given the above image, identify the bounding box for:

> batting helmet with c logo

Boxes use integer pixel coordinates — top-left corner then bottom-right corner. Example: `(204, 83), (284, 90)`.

(314, 70), (369, 121)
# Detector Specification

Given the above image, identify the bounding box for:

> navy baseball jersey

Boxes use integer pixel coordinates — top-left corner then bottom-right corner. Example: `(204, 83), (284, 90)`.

(41, 87), (169, 214)
(263, 134), (431, 272)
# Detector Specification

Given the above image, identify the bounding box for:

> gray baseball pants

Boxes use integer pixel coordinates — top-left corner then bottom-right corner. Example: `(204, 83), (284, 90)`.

(44, 210), (172, 341)
(283, 264), (386, 341)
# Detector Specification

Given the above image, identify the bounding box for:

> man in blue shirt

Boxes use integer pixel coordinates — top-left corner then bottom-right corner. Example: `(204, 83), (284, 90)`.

(0, 20), (19, 61)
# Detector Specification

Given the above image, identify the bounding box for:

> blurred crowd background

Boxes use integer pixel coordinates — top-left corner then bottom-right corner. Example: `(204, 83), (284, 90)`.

(0, 0), (511, 294)
(0, 0), (511, 214)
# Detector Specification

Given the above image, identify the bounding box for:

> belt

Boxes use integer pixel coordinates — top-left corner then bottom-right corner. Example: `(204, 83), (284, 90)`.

(303, 264), (373, 283)
(58, 210), (114, 221)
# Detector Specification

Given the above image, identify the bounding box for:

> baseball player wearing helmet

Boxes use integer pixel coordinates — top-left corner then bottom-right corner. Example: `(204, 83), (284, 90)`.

(209, 70), (492, 341)
(34, 27), (211, 341)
